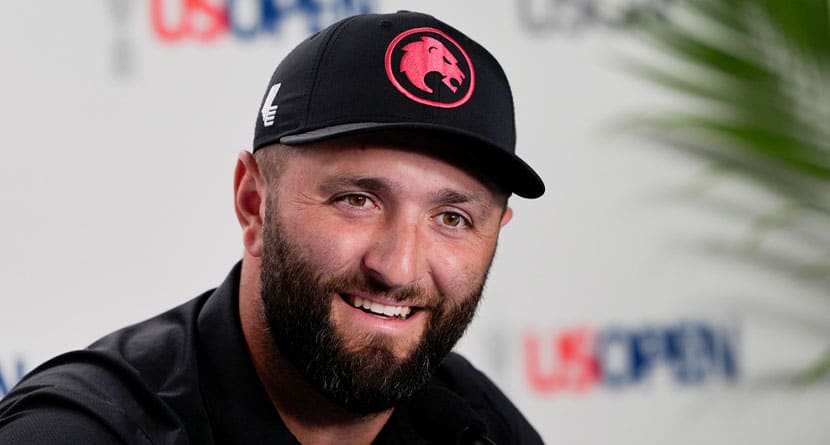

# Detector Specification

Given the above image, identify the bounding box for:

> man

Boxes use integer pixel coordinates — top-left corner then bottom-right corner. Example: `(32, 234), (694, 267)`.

(0, 10), (545, 444)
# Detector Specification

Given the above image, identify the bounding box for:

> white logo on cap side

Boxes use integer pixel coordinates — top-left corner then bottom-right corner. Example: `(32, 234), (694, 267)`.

(261, 83), (281, 127)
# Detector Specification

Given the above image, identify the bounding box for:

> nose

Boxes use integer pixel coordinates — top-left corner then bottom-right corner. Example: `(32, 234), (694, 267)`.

(361, 216), (427, 289)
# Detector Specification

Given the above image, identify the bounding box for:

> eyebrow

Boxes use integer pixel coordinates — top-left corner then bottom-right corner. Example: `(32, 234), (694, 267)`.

(431, 188), (493, 215)
(318, 175), (495, 214)
(432, 188), (478, 205)
(318, 175), (394, 195)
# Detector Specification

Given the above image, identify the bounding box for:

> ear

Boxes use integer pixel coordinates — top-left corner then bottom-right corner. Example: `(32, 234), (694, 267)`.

(234, 151), (267, 258)
(500, 206), (513, 228)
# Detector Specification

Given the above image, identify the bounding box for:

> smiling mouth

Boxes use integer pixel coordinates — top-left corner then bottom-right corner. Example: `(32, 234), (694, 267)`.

(340, 294), (416, 320)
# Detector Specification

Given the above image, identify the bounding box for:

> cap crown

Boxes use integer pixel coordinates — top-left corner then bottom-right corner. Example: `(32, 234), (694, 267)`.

(253, 11), (544, 198)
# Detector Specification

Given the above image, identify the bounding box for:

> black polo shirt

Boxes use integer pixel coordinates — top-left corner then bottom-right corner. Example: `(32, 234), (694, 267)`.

(0, 263), (542, 444)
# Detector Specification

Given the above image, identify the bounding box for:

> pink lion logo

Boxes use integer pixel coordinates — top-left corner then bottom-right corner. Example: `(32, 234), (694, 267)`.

(399, 36), (466, 94)
(385, 27), (475, 108)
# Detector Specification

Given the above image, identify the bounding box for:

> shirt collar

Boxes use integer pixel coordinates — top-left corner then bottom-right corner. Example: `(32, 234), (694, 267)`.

(196, 261), (300, 444)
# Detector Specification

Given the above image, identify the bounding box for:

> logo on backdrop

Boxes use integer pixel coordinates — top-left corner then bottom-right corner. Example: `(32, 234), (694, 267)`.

(150, 0), (375, 42)
(0, 356), (28, 399)
(522, 320), (739, 393)
(385, 27), (474, 108)
(516, 0), (674, 34)
(106, 0), (376, 77)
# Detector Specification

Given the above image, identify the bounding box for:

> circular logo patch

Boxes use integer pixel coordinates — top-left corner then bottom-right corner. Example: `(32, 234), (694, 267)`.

(385, 27), (475, 108)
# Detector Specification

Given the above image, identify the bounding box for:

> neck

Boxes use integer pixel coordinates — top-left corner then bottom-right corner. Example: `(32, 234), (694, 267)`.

(238, 256), (393, 445)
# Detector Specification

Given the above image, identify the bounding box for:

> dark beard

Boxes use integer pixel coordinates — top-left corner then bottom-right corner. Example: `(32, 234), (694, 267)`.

(259, 198), (487, 414)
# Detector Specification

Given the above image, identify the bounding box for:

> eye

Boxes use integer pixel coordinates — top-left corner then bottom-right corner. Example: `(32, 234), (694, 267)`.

(344, 194), (368, 207)
(439, 212), (469, 228)
(334, 193), (379, 211)
(332, 193), (380, 215)
(443, 56), (451, 64)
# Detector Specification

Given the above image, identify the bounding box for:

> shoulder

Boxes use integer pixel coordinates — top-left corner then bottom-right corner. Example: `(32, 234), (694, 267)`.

(0, 293), (212, 444)
(0, 399), (136, 444)
(0, 349), (185, 444)
(432, 352), (544, 445)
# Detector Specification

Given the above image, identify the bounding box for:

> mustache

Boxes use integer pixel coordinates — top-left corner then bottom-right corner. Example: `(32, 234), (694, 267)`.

(320, 271), (440, 308)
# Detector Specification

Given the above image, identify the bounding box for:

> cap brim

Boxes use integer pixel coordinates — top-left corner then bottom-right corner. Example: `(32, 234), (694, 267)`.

(278, 122), (545, 199)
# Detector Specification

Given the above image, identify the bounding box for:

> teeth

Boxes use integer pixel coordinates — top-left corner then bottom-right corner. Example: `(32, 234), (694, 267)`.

(349, 295), (413, 319)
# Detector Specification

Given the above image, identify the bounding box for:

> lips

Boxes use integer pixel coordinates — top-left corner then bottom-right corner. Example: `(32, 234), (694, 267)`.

(340, 294), (417, 320)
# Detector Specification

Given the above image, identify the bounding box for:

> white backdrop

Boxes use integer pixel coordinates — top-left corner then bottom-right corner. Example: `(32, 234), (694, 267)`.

(2, 1), (829, 443)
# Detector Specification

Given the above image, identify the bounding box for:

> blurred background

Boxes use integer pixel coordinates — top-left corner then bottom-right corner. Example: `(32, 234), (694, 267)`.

(1, 1), (828, 443)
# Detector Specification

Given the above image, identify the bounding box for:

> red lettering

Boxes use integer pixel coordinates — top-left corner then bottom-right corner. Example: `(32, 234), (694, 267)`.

(151, 0), (228, 42)
(189, 0), (228, 41)
(524, 331), (567, 392)
(151, 0), (189, 41)
(523, 328), (600, 394)
(560, 327), (601, 390)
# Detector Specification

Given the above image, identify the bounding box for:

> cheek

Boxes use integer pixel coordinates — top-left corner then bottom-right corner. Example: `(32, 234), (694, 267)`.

(283, 217), (375, 271)
(428, 242), (495, 299)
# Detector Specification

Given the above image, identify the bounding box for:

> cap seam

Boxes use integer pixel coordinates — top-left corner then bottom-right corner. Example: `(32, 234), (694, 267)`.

(301, 15), (362, 130)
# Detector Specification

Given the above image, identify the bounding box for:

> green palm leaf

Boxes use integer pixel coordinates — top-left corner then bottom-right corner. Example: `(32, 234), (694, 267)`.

(623, 0), (830, 383)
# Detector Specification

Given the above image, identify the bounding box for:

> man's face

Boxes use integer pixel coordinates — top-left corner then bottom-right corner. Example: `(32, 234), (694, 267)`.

(258, 141), (510, 413)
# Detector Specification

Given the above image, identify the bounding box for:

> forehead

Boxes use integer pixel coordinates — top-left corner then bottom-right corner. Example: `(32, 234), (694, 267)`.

(274, 133), (508, 200)
(275, 135), (507, 200)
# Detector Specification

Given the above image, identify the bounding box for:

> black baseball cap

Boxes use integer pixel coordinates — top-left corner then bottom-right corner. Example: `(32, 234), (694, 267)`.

(253, 10), (545, 199)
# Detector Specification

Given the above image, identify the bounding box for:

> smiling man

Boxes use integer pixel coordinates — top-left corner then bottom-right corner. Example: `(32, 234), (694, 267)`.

(0, 11), (544, 445)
